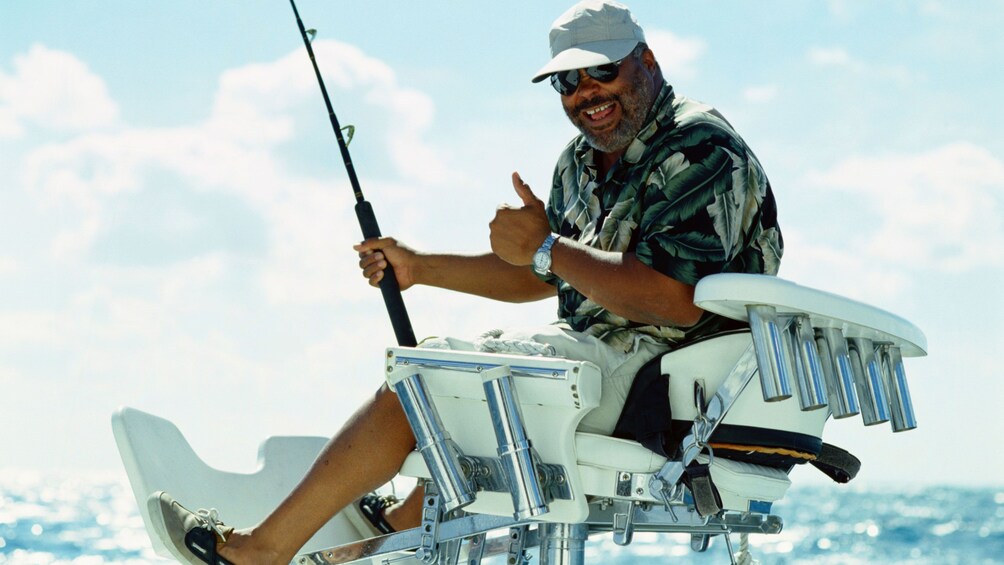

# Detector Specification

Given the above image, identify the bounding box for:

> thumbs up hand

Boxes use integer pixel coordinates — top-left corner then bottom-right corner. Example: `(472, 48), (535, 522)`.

(489, 172), (551, 266)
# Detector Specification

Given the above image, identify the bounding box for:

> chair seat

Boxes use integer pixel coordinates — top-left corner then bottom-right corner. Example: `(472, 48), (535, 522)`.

(575, 432), (665, 472)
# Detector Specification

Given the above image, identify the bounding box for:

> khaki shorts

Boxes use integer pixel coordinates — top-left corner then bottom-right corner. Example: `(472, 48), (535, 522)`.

(420, 325), (670, 435)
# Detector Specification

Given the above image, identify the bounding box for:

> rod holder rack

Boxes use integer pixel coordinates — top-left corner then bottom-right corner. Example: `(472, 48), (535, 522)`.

(880, 345), (917, 432)
(747, 305), (794, 402)
(848, 338), (891, 426)
(481, 365), (550, 520)
(816, 327), (861, 419)
(789, 314), (828, 411)
(392, 370), (476, 512)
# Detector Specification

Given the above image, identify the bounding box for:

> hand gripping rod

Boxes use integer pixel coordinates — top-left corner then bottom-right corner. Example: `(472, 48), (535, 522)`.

(289, 0), (418, 347)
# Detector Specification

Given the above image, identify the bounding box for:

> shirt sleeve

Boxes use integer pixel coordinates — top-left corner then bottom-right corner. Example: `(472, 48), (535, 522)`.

(634, 136), (761, 286)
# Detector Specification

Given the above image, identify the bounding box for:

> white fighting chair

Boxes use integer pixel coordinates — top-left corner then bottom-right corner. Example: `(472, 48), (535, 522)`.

(113, 274), (926, 564)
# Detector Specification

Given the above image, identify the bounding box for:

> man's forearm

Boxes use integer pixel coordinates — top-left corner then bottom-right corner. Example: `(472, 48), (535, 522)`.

(549, 238), (703, 327)
(414, 252), (555, 303)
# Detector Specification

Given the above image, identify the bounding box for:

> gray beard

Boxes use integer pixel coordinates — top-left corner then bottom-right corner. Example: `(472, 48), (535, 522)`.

(566, 71), (655, 154)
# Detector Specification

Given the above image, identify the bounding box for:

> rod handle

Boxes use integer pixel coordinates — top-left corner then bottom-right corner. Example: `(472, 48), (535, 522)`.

(355, 201), (418, 347)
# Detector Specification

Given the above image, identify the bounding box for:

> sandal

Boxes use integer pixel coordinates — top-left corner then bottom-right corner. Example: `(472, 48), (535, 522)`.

(357, 493), (400, 534)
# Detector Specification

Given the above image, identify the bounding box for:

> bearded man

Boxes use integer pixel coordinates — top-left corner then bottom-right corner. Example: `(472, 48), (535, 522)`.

(150, 2), (781, 563)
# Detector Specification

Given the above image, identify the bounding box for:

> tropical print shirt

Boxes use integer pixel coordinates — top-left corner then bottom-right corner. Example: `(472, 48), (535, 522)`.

(540, 83), (783, 352)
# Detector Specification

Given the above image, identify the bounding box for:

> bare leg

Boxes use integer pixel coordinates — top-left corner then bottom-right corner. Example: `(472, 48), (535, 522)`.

(219, 384), (417, 564)
(383, 485), (426, 531)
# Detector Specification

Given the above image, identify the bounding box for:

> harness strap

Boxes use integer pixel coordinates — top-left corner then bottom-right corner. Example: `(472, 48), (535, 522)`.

(681, 461), (723, 517)
(809, 442), (861, 483)
(708, 441), (860, 483)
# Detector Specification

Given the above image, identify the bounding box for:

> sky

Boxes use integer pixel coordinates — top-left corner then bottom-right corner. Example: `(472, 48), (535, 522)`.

(1, 0), (1002, 491)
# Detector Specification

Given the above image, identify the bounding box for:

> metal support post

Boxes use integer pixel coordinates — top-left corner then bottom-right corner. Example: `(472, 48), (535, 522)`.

(539, 523), (588, 565)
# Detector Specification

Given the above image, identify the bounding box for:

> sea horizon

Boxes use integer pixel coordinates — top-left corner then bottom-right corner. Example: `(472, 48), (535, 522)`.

(1, 469), (1002, 564)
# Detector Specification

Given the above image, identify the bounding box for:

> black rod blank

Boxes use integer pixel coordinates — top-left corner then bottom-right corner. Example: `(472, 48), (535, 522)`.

(289, 0), (418, 347)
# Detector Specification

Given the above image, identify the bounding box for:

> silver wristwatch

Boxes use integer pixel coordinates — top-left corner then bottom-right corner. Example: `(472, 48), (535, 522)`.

(532, 233), (559, 275)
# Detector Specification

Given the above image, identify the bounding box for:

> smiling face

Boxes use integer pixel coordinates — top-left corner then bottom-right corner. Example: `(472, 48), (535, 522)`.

(560, 48), (660, 155)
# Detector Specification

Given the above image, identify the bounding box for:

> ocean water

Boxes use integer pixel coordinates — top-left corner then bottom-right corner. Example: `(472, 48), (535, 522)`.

(1, 471), (1002, 564)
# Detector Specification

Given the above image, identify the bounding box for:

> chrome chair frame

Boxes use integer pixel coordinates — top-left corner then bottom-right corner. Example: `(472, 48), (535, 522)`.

(295, 275), (926, 565)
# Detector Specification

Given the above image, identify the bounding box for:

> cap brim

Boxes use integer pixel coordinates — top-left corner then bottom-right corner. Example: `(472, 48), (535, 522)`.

(531, 39), (640, 83)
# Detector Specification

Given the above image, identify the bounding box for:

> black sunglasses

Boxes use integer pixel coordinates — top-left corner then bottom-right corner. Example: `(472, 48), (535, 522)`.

(549, 45), (644, 96)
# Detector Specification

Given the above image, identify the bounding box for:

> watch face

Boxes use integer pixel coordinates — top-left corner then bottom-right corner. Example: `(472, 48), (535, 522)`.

(533, 251), (550, 273)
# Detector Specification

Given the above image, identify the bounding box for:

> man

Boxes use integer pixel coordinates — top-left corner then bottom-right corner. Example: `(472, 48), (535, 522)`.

(150, 1), (781, 563)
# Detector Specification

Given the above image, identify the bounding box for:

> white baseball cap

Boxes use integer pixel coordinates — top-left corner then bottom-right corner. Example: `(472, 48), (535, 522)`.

(531, 0), (646, 83)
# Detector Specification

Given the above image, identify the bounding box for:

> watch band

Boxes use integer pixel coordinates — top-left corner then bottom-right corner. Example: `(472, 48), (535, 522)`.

(533, 233), (559, 275)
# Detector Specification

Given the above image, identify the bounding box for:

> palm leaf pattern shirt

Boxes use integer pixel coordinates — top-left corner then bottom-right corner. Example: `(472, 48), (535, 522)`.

(539, 83), (783, 353)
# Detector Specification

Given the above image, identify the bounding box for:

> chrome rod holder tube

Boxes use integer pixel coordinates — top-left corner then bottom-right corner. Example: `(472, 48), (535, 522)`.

(391, 370), (476, 512)
(816, 327), (860, 418)
(539, 523), (588, 565)
(746, 305), (794, 402)
(848, 338), (890, 425)
(789, 315), (828, 410)
(880, 345), (918, 432)
(481, 365), (549, 520)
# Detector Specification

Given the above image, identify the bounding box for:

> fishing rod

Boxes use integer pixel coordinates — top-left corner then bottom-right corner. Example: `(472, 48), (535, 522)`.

(289, 0), (418, 347)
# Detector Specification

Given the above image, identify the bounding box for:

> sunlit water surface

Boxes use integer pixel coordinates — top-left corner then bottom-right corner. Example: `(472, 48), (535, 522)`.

(1, 471), (1002, 564)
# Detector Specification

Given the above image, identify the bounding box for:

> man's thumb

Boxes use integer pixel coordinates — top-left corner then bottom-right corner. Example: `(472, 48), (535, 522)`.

(512, 172), (540, 207)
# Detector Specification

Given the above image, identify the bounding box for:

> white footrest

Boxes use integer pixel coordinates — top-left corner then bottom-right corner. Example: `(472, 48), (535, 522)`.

(111, 407), (377, 559)
(402, 431), (791, 514)
(703, 457), (790, 512)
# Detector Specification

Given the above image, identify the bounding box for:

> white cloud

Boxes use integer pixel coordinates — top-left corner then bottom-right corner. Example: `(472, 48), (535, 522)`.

(919, 0), (953, 18)
(375, 86), (455, 185)
(779, 228), (913, 305)
(0, 310), (64, 346)
(17, 40), (454, 304)
(50, 216), (102, 260)
(826, 0), (854, 20)
(0, 37), (470, 476)
(0, 106), (20, 137)
(0, 44), (118, 138)
(808, 47), (855, 68)
(207, 42), (394, 148)
(743, 84), (778, 104)
(805, 142), (1004, 272)
(207, 41), (454, 186)
(21, 39), (446, 209)
(0, 256), (17, 275)
(807, 46), (917, 85)
(646, 29), (706, 80)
